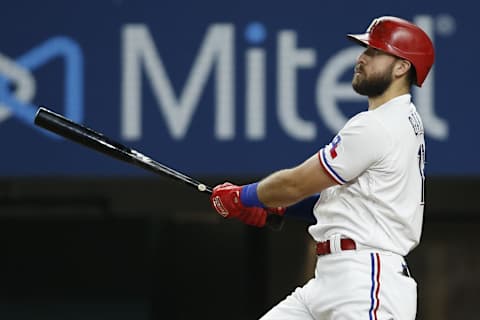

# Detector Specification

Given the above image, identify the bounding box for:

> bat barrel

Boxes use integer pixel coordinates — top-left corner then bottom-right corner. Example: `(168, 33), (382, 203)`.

(35, 107), (133, 163)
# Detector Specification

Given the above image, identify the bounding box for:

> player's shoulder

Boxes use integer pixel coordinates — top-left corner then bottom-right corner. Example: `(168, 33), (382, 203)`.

(371, 94), (413, 118)
(344, 110), (387, 133)
(338, 111), (392, 150)
(372, 95), (420, 133)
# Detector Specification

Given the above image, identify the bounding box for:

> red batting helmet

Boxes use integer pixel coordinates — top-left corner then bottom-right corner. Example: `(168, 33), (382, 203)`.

(347, 16), (435, 87)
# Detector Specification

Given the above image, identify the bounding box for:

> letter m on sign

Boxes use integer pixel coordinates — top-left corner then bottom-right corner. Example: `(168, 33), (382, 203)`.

(121, 24), (235, 140)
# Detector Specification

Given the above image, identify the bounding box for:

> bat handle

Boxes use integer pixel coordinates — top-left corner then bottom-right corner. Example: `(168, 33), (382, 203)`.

(265, 214), (285, 231)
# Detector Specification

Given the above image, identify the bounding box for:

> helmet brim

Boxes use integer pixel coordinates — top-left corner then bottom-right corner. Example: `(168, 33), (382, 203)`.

(347, 33), (399, 59)
(346, 33), (370, 47)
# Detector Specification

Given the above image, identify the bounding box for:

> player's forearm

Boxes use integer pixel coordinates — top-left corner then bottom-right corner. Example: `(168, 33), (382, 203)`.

(240, 154), (334, 209)
(257, 168), (311, 207)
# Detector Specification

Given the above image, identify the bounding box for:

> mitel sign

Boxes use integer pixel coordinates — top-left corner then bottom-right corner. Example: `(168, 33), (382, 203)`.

(120, 15), (447, 143)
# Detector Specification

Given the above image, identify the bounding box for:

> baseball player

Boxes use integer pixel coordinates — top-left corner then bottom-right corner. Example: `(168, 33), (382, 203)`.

(210, 16), (433, 319)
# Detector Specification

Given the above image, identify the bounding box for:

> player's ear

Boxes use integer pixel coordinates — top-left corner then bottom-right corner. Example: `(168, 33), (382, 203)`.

(394, 59), (412, 78)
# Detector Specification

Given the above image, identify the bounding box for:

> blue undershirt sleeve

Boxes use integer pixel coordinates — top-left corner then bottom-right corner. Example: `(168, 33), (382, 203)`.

(284, 194), (319, 224)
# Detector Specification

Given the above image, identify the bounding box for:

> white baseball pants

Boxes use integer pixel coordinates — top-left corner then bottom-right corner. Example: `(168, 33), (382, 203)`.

(260, 250), (417, 320)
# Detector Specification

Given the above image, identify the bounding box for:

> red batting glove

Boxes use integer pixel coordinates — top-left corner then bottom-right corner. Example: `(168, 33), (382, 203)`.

(210, 182), (268, 227)
(237, 207), (268, 227)
(210, 182), (244, 218)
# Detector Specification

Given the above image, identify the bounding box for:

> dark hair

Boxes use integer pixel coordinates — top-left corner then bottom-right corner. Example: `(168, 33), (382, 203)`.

(407, 64), (417, 87)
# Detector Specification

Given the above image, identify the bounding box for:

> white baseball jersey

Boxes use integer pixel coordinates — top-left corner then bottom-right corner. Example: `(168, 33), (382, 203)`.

(309, 94), (425, 256)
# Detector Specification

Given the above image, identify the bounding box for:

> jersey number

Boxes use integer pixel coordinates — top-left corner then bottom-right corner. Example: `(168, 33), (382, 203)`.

(418, 144), (425, 205)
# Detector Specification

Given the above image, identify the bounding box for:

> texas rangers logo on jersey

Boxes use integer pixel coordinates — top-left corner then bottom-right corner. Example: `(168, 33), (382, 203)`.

(318, 134), (347, 185)
(329, 135), (342, 159)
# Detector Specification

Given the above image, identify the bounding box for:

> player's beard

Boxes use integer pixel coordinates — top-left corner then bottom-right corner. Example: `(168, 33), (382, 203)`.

(352, 62), (394, 97)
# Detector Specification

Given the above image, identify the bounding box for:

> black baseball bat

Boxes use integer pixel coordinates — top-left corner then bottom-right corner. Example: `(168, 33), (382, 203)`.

(34, 106), (285, 230)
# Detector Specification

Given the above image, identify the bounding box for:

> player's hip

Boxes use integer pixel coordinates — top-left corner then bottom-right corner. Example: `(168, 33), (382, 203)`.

(312, 248), (417, 319)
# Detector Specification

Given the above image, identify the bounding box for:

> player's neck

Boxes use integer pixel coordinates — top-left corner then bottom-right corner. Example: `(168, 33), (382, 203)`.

(367, 83), (410, 110)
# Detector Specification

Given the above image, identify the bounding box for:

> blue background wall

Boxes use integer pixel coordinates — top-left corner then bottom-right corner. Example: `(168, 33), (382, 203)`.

(0, 0), (473, 176)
